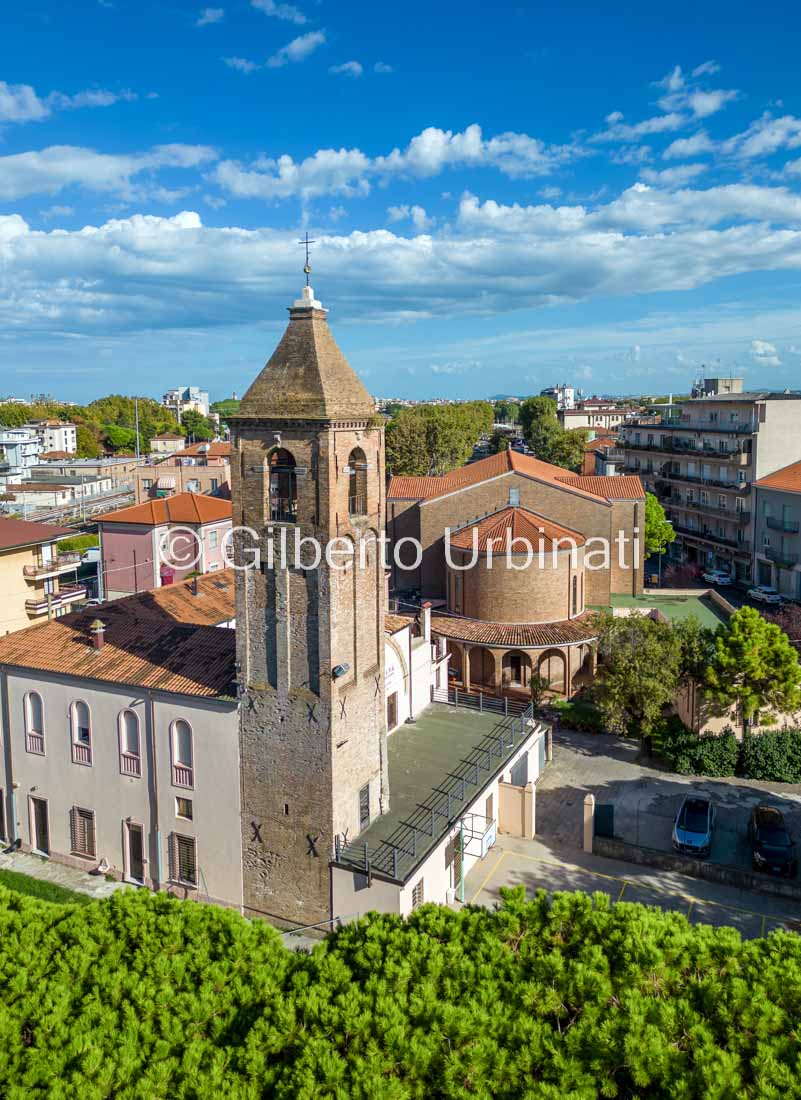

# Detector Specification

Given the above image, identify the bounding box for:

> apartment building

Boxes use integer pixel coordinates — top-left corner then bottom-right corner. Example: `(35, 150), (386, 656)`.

(0, 517), (85, 633)
(24, 420), (77, 455)
(621, 378), (801, 581)
(0, 428), (41, 489)
(134, 443), (232, 504)
(150, 433), (186, 456)
(162, 386), (210, 419)
(32, 456), (146, 489)
(559, 402), (629, 433)
(753, 461), (801, 598)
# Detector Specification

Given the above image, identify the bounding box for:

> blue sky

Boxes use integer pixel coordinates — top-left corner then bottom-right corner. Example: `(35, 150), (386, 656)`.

(2, 0), (801, 403)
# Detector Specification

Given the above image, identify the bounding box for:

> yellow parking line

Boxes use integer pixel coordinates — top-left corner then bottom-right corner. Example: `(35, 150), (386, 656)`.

(468, 850), (507, 906)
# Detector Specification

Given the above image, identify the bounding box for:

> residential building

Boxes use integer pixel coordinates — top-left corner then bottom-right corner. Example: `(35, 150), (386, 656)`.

(0, 428), (41, 488)
(540, 383), (576, 410)
(5, 476), (114, 515)
(558, 402), (629, 432)
(24, 420), (77, 455)
(32, 455), (146, 489)
(162, 386), (210, 419)
(621, 380), (801, 582)
(0, 517), (85, 633)
(753, 461), (801, 598)
(97, 492), (233, 598)
(386, 448), (644, 700)
(134, 443), (232, 503)
(150, 432), (186, 456)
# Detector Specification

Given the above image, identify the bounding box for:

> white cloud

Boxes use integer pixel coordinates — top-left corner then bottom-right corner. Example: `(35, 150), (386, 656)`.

(374, 62), (393, 74)
(692, 60), (721, 77)
(40, 204), (74, 220)
(196, 7), (224, 25)
(267, 30), (326, 67)
(223, 56), (259, 73)
(640, 163), (707, 187)
(592, 112), (686, 143)
(251, 0), (306, 23)
(687, 88), (737, 118)
(722, 113), (801, 159)
(387, 204), (433, 230)
(203, 194), (227, 208)
(0, 80), (136, 124)
(663, 131), (715, 159)
(214, 123), (579, 204)
(0, 143), (217, 201)
(751, 339), (781, 366)
(329, 61), (363, 78)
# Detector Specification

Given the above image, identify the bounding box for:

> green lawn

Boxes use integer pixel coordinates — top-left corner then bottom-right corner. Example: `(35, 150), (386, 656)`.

(0, 869), (92, 906)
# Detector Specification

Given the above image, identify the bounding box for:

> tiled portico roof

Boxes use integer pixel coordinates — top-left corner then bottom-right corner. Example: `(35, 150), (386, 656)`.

(430, 611), (598, 649)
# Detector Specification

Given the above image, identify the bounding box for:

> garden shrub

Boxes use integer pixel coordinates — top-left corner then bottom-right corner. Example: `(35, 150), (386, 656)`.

(738, 727), (801, 784)
(657, 716), (738, 777)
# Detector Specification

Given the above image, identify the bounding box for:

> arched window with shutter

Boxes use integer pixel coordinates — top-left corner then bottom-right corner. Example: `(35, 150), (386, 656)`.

(268, 448), (297, 523)
(24, 692), (45, 754)
(347, 448), (368, 516)
(171, 719), (194, 789)
(118, 710), (142, 778)
(70, 700), (92, 766)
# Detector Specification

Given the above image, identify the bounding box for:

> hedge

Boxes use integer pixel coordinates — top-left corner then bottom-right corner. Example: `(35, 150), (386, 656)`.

(3, 883), (801, 1097)
(658, 718), (801, 783)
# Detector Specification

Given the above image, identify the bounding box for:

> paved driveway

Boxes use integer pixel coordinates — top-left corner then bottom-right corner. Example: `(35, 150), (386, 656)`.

(536, 728), (801, 875)
(464, 834), (801, 940)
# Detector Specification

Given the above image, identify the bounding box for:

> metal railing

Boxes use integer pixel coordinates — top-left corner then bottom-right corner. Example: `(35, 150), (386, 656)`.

(71, 741), (92, 767)
(120, 752), (142, 778)
(26, 732), (45, 755)
(172, 763), (194, 789)
(23, 552), (81, 578)
(334, 703), (541, 883)
(432, 685), (529, 717)
(25, 583), (87, 614)
(765, 547), (800, 565)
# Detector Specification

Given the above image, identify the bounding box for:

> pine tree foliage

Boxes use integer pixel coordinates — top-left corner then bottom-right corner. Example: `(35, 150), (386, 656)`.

(1, 885), (801, 1096)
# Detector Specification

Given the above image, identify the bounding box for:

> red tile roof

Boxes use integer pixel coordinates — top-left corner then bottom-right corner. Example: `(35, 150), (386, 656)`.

(754, 461), (801, 494)
(430, 611), (598, 648)
(387, 449), (643, 504)
(449, 507), (585, 551)
(385, 612), (416, 634)
(554, 475), (644, 500)
(97, 492), (232, 526)
(174, 442), (232, 458)
(0, 517), (74, 552)
(0, 573), (237, 698)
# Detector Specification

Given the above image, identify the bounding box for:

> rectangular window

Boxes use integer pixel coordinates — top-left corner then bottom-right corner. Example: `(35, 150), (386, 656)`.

(170, 833), (197, 886)
(210, 478), (219, 493)
(359, 783), (370, 830)
(208, 529), (219, 549)
(411, 879), (424, 909)
(142, 479), (152, 490)
(175, 797), (193, 820)
(70, 807), (96, 858)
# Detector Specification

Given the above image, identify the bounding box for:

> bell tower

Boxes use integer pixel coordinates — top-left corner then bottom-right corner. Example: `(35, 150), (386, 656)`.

(229, 282), (388, 925)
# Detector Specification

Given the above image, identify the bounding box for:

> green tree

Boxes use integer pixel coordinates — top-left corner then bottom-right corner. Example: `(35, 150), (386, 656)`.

(75, 425), (101, 458)
(644, 491), (676, 557)
(594, 610), (681, 741)
(705, 606), (801, 724)
(180, 409), (215, 441)
(385, 402), (494, 476)
(518, 395), (586, 470)
(493, 400), (518, 424)
(210, 398), (240, 419)
(385, 409), (430, 475)
(488, 428), (510, 453)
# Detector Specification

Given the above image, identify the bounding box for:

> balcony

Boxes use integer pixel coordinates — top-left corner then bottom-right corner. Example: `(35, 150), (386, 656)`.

(675, 501), (751, 523)
(766, 517), (800, 533)
(25, 731), (45, 755)
(120, 751), (142, 778)
(172, 763), (194, 789)
(672, 524), (751, 553)
(71, 740), (92, 767)
(23, 551), (81, 580)
(655, 468), (751, 492)
(665, 419), (755, 434)
(25, 583), (87, 616)
(765, 547), (800, 566)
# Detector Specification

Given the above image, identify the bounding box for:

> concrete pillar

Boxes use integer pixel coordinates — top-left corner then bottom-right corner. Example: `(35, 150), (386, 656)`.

(463, 645), (471, 692)
(545, 726), (553, 762)
(565, 645), (571, 698)
(583, 793), (595, 853)
(523, 782), (535, 838)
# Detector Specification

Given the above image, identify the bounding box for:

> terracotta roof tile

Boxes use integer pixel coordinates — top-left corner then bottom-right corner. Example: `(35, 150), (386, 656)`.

(387, 449), (636, 505)
(754, 461), (801, 494)
(173, 442), (232, 458)
(449, 507), (585, 551)
(384, 612), (415, 634)
(98, 492), (232, 526)
(430, 611), (598, 648)
(0, 517), (74, 551)
(0, 573), (237, 698)
(555, 474), (645, 500)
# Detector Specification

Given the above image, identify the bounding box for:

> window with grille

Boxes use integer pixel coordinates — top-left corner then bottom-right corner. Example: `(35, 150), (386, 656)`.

(359, 783), (370, 830)
(70, 807), (96, 858)
(411, 879), (424, 910)
(170, 833), (197, 886)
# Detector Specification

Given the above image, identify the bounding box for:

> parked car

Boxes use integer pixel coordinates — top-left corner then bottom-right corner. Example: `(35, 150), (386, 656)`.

(748, 805), (798, 877)
(747, 585), (785, 605)
(701, 569), (733, 586)
(672, 796), (715, 857)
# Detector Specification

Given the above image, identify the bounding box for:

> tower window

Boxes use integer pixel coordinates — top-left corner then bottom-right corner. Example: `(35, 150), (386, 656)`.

(269, 448), (297, 523)
(359, 783), (370, 829)
(347, 448), (368, 516)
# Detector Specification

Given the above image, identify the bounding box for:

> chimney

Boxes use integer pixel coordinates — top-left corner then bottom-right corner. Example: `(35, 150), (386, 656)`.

(89, 619), (106, 650)
(192, 573), (200, 596)
(420, 601), (432, 642)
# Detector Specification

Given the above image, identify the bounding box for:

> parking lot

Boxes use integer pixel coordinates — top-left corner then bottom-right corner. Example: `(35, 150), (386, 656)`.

(465, 835), (801, 940)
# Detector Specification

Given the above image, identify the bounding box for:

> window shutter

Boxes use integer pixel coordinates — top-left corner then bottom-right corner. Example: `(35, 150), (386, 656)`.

(69, 806), (77, 853)
(168, 832), (177, 882)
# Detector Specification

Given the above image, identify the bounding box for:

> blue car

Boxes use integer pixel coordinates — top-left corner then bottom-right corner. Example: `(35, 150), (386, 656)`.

(672, 796), (715, 858)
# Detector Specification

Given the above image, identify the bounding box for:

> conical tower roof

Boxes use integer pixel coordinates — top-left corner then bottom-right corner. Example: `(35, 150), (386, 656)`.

(237, 286), (376, 421)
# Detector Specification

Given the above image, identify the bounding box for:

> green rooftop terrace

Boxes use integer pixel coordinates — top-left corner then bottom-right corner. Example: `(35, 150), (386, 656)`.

(609, 591), (730, 631)
(335, 702), (538, 882)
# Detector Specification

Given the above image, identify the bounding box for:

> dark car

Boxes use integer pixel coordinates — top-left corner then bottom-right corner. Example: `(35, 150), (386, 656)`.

(672, 796), (715, 857)
(748, 805), (797, 877)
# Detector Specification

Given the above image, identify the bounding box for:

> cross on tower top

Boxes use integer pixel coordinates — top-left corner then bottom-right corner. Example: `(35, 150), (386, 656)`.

(298, 231), (316, 287)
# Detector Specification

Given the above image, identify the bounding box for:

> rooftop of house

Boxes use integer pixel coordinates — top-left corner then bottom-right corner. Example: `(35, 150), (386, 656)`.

(97, 492), (233, 527)
(0, 516), (74, 553)
(37, 451), (72, 461)
(151, 433), (186, 441)
(608, 592), (729, 631)
(334, 703), (541, 884)
(0, 573), (237, 699)
(449, 506), (585, 551)
(172, 442), (232, 458)
(387, 449), (644, 505)
(754, 460), (801, 494)
(430, 611), (598, 648)
(683, 392), (801, 403)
